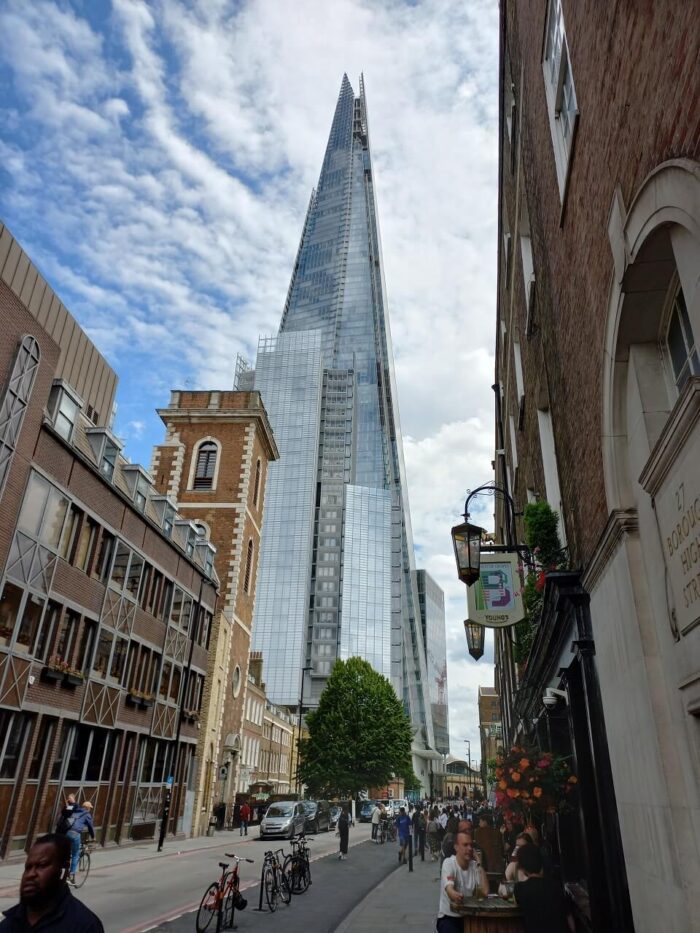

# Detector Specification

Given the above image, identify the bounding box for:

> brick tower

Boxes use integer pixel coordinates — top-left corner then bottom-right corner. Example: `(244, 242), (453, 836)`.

(152, 390), (278, 832)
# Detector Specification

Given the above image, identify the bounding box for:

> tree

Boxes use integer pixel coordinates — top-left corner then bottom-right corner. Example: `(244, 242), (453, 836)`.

(298, 657), (415, 798)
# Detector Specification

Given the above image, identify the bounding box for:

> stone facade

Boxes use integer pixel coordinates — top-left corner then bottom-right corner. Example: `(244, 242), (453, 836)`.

(152, 391), (278, 833)
(494, 3), (699, 931)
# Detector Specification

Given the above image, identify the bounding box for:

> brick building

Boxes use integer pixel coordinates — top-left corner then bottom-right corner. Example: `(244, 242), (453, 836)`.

(477, 685), (501, 790)
(152, 390), (278, 833)
(0, 223), (217, 856)
(493, 2), (699, 930)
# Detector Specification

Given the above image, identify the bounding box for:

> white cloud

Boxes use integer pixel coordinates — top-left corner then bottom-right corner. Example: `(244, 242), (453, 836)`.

(0, 0), (499, 752)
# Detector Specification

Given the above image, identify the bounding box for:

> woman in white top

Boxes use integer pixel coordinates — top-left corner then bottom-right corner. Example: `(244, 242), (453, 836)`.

(437, 832), (489, 933)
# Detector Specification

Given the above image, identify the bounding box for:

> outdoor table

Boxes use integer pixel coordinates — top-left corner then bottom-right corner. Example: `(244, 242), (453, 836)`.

(455, 895), (525, 932)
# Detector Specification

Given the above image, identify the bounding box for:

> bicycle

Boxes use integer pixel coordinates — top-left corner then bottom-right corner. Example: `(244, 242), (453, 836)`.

(380, 819), (396, 843)
(196, 852), (254, 932)
(376, 821), (386, 845)
(260, 848), (291, 912)
(71, 838), (92, 889)
(283, 834), (312, 894)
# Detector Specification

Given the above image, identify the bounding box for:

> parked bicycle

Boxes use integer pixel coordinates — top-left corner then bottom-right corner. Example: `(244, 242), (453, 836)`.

(196, 852), (254, 932)
(260, 848), (291, 912)
(283, 834), (312, 894)
(380, 819), (396, 843)
(71, 838), (92, 889)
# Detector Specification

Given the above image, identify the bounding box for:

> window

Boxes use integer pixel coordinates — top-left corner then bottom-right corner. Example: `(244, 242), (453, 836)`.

(126, 552), (144, 599)
(193, 441), (217, 490)
(666, 285), (699, 392)
(542, 0), (578, 197)
(28, 718), (55, 780)
(35, 600), (61, 661)
(134, 474), (150, 512)
(0, 581), (22, 647)
(110, 636), (128, 682)
(74, 516), (97, 572)
(0, 336), (40, 498)
(93, 628), (114, 678)
(243, 539), (254, 594)
(159, 661), (172, 699)
(253, 458), (262, 506)
(0, 711), (29, 780)
(15, 593), (46, 652)
(55, 609), (79, 663)
(96, 529), (116, 581)
(232, 665), (242, 697)
(50, 386), (80, 442)
(110, 542), (130, 589)
(100, 442), (118, 481)
(59, 505), (81, 560)
(163, 505), (175, 538)
(76, 620), (97, 673)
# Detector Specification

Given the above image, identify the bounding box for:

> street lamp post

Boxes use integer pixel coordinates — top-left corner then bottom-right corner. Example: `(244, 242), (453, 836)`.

(464, 740), (472, 795)
(295, 666), (313, 796)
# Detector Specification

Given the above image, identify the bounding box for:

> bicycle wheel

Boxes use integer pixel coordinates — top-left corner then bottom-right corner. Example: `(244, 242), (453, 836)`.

(196, 881), (220, 932)
(278, 865), (292, 904)
(264, 867), (278, 912)
(73, 850), (90, 888)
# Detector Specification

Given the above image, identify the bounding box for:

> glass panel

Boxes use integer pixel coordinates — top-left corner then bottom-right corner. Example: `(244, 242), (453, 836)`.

(85, 729), (108, 782)
(170, 587), (183, 627)
(97, 531), (115, 581)
(0, 713), (29, 779)
(59, 505), (81, 560)
(110, 636), (128, 681)
(154, 742), (168, 783)
(54, 609), (79, 662)
(77, 621), (97, 672)
(18, 472), (50, 536)
(66, 727), (91, 781)
(35, 600), (61, 661)
(141, 739), (156, 783)
(55, 392), (78, 440)
(15, 593), (46, 652)
(28, 718), (55, 780)
(668, 311), (688, 382)
(50, 723), (71, 781)
(126, 552), (143, 599)
(40, 488), (69, 549)
(180, 595), (193, 634)
(159, 661), (172, 699)
(111, 542), (130, 589)
(0, 581), (23, 647)
(169, 665), (181, 703)
(93, 629), (114, 678)
(75, 518), (96, 571)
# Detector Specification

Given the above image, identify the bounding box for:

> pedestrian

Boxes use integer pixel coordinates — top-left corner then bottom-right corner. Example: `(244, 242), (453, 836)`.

(65, 801), (95, 886)
(417, 807), (427, 861)
(239, 801), (250, 837)
(337, 805), (350, 860)
(427, 813), (441, 860)
(370, 801), (382, 842)
(513, 844), (574, 933)
(396, 806), (411, 864)
(436, 831), (489, 933)
(0, 834), (104, 932)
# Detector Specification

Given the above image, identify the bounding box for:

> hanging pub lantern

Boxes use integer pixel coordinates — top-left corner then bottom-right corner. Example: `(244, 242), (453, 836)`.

(464, 619), (485, 660)
(451, 520), (484, 586)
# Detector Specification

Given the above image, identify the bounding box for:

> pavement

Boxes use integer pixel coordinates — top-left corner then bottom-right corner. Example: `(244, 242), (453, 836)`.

(336, 846), (441, 933)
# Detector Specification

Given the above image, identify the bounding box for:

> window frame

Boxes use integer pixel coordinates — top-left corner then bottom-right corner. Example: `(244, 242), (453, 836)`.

(188, 437), (221, 492)
(541, 0), (579, 199)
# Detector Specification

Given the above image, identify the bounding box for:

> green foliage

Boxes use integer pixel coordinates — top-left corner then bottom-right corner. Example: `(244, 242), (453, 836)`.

(298, 657), (415, 798)
(514, 502), (565, 665)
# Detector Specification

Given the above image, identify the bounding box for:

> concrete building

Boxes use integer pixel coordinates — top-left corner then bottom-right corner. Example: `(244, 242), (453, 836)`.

(152, 391), (278, 834)
(493, 2), (699, 930)
(0, 223), (217, 855)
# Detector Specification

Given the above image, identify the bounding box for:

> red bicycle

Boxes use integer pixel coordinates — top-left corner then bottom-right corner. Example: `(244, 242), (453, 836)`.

(196, 852), (254, 932)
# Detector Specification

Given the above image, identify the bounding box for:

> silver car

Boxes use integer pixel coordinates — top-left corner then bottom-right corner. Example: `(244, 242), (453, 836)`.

(259, 801), (307, 839)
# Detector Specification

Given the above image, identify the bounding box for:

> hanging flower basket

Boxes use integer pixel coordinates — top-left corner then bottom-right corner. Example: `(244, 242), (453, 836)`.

(489, 744), (578, 820)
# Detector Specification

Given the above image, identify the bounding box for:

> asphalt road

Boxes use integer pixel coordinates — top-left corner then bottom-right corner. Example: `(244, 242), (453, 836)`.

(150, 838), (400, 933)
(64, 823), (380, 932)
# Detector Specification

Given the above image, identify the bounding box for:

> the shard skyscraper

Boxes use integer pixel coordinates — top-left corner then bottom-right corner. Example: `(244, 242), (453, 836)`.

(243, 75), (438, 765)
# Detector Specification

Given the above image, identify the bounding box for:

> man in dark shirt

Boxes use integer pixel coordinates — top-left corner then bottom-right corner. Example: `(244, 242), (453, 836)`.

(0, 834), (104, 932)
(514, 844), (573, 933)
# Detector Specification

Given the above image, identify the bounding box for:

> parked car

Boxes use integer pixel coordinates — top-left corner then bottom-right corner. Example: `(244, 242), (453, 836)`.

(359, 801), (376, 823)
(329, 805), (341, 829)
(259, 801), (307, 839)
(302, 800), (331, 833)
(393, 798), (408, 813)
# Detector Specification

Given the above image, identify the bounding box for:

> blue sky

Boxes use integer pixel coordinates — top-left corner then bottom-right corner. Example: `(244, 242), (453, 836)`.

(0, 0), (499, 756)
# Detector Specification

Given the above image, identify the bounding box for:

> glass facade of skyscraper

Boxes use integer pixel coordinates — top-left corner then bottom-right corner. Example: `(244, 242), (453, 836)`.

(247, 75), (439, 752)
(415, 569), (450, 755)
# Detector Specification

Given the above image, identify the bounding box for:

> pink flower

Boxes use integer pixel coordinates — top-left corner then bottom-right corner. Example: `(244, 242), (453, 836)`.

(537, 758), (551, 769)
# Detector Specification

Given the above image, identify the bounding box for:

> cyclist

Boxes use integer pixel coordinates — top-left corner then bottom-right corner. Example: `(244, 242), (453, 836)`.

(66, 801), (95, 886)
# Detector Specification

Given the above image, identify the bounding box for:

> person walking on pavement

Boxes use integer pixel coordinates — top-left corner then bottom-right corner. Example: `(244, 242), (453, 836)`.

(0, 834), (104, 932)
(337, 805), (350, 860)
(371, 802), (382, 842)
(65, 801), (95, 885)
(411, 805), (421, 855)
(396, 806), (412, 864)
(239, 802), (251, 836)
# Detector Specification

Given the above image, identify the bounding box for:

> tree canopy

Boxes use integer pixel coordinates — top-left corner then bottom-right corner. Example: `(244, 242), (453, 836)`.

(297, 657), (416, 798)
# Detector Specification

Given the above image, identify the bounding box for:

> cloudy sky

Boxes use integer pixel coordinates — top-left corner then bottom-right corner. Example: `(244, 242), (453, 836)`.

(0, 0), (499, 762)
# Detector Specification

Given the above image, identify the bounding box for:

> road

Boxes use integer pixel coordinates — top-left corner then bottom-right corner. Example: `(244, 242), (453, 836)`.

(0, 822), (388, 932)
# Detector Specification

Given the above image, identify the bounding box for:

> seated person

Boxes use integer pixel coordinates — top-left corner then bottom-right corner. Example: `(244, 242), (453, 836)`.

(514, 844), (574, 933)
(437, 832), (489, 933)
(504, 832), (534, 882)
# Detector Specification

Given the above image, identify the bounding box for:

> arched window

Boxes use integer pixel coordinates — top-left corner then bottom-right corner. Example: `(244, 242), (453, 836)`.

(664, 281), (698, 393)
(243, 539), (254, 594)
(0, 335), (41, 498)
(193, 441), (217, 490)
(253, 458), (262, 507)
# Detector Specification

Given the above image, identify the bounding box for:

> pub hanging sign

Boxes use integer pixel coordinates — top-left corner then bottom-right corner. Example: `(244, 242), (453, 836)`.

(466, 552), (525, 628)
